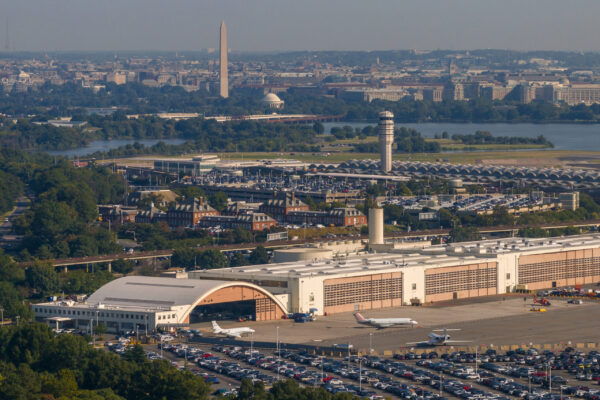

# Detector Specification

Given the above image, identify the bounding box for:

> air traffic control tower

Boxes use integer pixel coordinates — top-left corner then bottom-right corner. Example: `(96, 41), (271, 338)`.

(378, 111), (394, 173)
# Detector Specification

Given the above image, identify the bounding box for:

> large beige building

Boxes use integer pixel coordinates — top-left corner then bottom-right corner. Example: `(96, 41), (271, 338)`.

(190, 234), (600, 315)
(34, 234), (600, 332)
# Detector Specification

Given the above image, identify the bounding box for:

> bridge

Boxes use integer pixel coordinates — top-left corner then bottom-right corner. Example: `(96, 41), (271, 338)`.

(17, 219), (600, 271)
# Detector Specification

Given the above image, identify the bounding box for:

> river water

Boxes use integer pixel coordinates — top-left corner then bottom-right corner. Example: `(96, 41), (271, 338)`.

(323, 122), (600, 151)
(46, 123), (600, 156)
(46, 138), (188, 157)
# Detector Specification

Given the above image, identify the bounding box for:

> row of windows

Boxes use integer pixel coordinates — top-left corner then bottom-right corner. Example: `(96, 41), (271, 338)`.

(324, 277), (403, 307)
(519, 256), (600, 284)
(34, 307), (149, 321)
(425, 267), (497, 295)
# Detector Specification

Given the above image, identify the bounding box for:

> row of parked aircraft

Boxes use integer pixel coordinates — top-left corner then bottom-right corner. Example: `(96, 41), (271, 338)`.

(209, 313), (469, 346)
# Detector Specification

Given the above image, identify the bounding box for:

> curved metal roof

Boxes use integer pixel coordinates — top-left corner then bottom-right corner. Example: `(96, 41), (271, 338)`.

(87, 276), (232, 309)
(85, 276), (288, 316)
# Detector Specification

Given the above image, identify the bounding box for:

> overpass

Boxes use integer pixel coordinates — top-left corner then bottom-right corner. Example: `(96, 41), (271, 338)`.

(17, 219), (600, 271)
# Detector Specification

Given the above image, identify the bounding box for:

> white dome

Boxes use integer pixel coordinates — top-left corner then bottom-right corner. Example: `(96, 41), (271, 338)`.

(262, 93), (282, 103)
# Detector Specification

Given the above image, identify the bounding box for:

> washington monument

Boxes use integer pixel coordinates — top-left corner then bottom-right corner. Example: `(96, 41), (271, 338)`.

(219, 20), (228, 98)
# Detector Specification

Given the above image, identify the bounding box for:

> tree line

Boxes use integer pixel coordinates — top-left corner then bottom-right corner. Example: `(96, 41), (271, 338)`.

(0, 324), (210, 400)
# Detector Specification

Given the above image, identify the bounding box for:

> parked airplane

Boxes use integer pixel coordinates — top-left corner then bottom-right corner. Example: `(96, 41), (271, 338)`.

(211, 321), (255, 338)
(407, 328), (471, 346)
(354, 312), (419, 329)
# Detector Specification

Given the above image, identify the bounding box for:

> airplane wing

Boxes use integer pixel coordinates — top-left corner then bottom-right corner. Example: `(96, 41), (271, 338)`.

(445, 340), (472, 343)
(226, 332), (242, 338)
(406, 340), (431, 345)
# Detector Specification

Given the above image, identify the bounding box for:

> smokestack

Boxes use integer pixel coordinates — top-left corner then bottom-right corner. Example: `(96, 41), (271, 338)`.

(368, 207), (384, 246)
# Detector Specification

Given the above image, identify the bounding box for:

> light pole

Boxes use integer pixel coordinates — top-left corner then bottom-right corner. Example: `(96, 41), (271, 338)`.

(250, 332), (254, 355)
(276, 326), (280, 381)
(359, 357), (362, 394)
(320, 355), (324, 383)
(475, 345), (478, 375)
(549, 363), (552, 394)
(369, 333), (373, 354)
(0, 307), (3, 327)
(160, 336), (164, 358)
(439, 370), (443, 397)
(15, 315), (20, 327)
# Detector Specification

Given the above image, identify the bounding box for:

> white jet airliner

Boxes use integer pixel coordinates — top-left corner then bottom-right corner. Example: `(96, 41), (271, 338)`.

(211, 321), (255, 338)
(354, 312), (419, 329)
(407, 328), (471, 346)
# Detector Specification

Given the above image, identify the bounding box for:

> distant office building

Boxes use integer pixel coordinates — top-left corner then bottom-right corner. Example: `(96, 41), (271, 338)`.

(378, 111), (394, 173)
(442, 82), (464, 101)
(558, 192), (580, 211)
(219, 21), (228, 98)
(422, 87), (443, 102)
(480, 85), (514, 101)
(557, 84), (600, 105)
(341, 88), (409, 102)
(106, 72), (126, 85)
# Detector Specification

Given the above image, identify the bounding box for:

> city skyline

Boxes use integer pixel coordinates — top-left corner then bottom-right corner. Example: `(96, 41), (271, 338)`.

(1, 0), (600, 52)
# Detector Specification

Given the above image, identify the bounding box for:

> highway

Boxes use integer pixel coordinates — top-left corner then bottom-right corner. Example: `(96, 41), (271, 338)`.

(14, 218), (600, 270)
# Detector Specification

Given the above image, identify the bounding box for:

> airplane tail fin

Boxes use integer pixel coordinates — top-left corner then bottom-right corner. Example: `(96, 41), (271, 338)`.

(211, 321), (221, 332)
(354, 312), (366, 322)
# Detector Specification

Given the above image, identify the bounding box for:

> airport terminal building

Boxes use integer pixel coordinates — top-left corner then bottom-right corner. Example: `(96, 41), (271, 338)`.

(33, 233), (600, 332)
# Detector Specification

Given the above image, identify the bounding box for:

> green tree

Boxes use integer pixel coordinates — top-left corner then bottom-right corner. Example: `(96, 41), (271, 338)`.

(26, 261), (59, 296)
(208, 192), (228, 212)
(230, 252), (249, 267)
(249, 246), (269, 265)
(448, 226), (481, 243)
(93, 323), (107, 338)
(123, 344), (146, 363)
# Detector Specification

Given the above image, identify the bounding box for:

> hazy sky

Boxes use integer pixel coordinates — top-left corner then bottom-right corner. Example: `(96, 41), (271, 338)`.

(3, 0), (600, 52)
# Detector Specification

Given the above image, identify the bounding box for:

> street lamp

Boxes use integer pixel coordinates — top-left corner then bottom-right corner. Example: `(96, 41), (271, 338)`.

(369, 332), (373, 354)
(359, 357), (362, 394)
(15, 315), (20, 327)
(0, 307), (4, 327)
(276, 326), (280, 381)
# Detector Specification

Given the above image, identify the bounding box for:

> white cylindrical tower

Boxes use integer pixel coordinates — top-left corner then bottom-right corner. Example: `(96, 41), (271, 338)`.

(378, 111), (394, 173)
(368, 207), (384, 246)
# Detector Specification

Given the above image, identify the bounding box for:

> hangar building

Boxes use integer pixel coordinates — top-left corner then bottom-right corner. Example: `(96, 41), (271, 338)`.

(33, 233), (600, 332)
(33, 276), (287, 333)
(189, 234), (600, 314)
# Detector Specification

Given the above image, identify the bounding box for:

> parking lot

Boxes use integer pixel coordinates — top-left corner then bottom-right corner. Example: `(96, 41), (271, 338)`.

(127, 339), (600, 399)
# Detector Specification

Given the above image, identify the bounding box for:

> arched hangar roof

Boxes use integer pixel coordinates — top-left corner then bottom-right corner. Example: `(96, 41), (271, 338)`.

(86, 276), (287, 315)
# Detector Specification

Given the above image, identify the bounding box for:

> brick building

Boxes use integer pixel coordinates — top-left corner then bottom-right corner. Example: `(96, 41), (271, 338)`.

(287, 207), (366, 227)
(198, 213), (277, 232)
(259, 193), (309, 221)
(167, 198), (219, 228)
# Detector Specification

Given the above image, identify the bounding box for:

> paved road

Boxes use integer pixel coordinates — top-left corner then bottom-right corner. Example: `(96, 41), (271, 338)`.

(0, 193), (31, 248)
